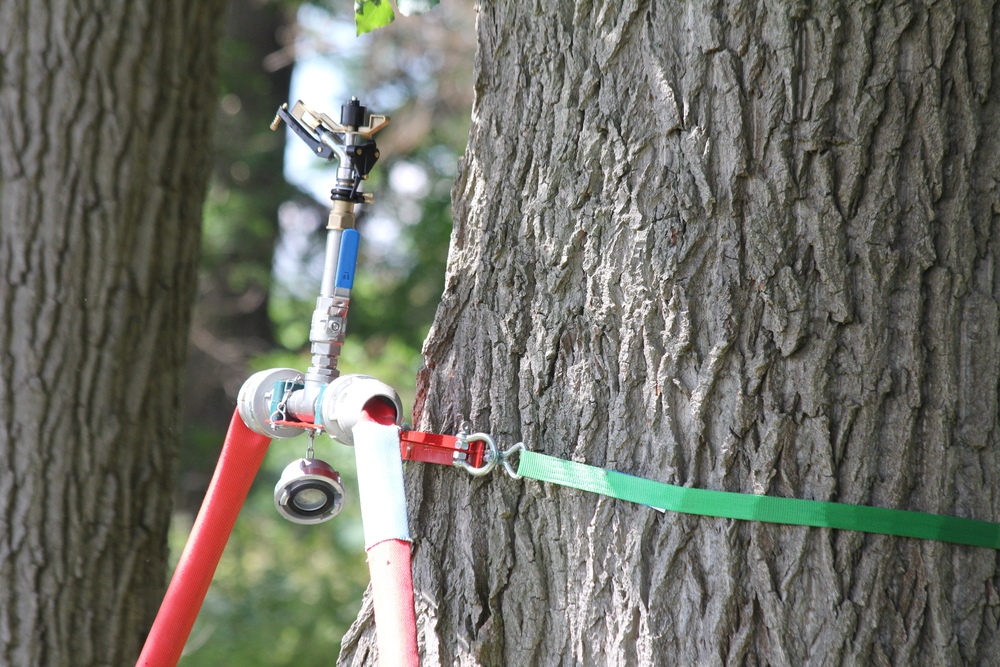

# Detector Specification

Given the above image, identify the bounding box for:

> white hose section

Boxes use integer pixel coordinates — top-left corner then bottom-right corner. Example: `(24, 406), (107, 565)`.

(353, 420), (410, 549)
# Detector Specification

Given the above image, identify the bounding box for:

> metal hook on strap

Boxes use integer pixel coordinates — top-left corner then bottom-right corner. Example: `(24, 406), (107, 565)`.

(451, 432), (528, 479)
(499, 442), (527, 479)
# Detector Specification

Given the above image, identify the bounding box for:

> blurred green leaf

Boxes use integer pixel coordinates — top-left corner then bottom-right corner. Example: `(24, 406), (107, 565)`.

(396, 0), (438, 16)
(355, 0), (394, 35)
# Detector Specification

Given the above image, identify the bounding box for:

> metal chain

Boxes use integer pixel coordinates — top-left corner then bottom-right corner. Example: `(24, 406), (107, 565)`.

(306, 429), (316, 460)
(269, 374), (304, 425)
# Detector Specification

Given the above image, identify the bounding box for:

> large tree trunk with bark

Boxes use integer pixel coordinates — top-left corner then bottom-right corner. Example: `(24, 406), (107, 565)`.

(340, 0), (1000, 665)
(0, 0), (224, 664)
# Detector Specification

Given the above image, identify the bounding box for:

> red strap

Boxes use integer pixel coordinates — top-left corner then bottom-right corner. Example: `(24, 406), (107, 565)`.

(136, 410), (271, 667)
(400, 430), (485, 468)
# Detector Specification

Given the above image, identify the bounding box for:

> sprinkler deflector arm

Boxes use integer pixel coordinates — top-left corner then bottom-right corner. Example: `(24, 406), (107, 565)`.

(137, 410), (272, 667)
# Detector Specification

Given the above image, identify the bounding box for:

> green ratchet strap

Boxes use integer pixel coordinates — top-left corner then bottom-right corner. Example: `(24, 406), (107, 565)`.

(516, 451), (1000, 549)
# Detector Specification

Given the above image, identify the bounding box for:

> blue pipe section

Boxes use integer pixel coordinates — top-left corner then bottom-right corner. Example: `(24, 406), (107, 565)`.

(336, 229), (360, 290)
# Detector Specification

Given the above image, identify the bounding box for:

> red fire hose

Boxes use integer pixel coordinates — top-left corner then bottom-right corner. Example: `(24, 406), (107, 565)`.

(137, 409), (271, 666)
(137, 400), (418, 666)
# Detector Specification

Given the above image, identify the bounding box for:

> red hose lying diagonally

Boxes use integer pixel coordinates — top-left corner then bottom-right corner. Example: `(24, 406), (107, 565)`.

(137, 409), (271, 667)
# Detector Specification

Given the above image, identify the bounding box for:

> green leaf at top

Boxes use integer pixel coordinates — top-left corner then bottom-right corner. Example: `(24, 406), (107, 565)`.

(397, 0), (439, 16)
(355, 0), (395, 35)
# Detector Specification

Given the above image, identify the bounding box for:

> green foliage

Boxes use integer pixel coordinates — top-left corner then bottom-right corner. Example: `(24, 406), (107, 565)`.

(267, 296), (315, 351)
(348, 155), (455, 351)
(354, 0), (394, 35)
(202, 185), (278, 293)
(204, 32), (295, 298)
(353, 0), (440, 35)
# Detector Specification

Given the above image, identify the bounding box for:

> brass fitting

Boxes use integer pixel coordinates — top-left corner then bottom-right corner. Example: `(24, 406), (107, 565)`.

(327, 200), (356, 230)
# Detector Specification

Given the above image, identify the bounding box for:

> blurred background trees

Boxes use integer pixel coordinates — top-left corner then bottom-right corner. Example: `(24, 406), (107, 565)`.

(175, 0), (474, 663)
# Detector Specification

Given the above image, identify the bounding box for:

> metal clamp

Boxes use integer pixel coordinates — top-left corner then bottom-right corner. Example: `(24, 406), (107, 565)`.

(451, 430), (528, 479)
(400, 430), (487, 468)
(237, 368), (308, 439)
(452, 432), (500, 476)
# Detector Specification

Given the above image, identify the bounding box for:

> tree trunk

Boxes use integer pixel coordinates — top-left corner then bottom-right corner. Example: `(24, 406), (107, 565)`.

(339, 0), (1000, 665)
(0, 0), (224, 664)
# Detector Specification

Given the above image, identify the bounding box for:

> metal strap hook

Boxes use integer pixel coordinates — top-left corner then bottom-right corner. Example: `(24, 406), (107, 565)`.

(499, 442), (527, 479)
(451, 431), (528, 479)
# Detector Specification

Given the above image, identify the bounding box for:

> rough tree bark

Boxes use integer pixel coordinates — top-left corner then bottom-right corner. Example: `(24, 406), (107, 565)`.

(0, 0), (224, 664)
(340, 0), (1000, 665)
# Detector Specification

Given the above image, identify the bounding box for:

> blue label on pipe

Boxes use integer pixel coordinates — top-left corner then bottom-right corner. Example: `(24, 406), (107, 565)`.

(336, 229), (360, 289)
